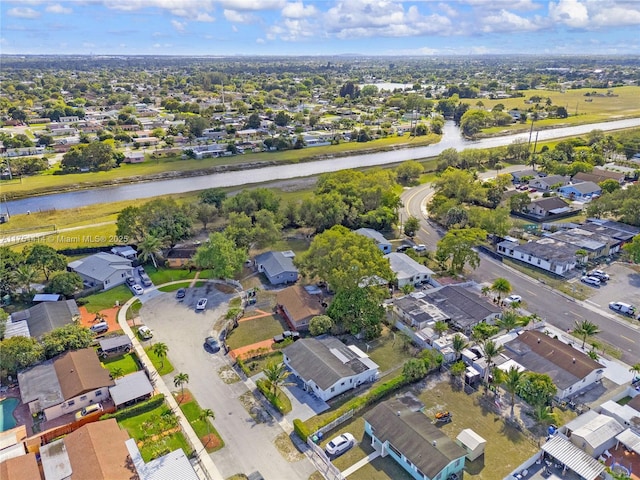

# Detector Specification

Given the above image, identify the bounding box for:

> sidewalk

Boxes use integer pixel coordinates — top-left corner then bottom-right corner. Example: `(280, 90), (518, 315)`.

(117, 287), (225, 480)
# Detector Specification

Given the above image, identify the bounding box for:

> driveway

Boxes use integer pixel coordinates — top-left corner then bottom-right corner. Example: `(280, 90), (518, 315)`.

(139, 284), (316, 480)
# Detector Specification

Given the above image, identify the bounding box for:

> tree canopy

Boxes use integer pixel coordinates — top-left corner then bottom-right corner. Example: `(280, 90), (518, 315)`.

(436, 227), (487, 274)
(193, 232), (246, 279)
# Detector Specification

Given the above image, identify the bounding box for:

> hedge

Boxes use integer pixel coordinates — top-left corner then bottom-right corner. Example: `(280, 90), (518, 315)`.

(100, 394), (165, 421)
(255, 378), (292, 414)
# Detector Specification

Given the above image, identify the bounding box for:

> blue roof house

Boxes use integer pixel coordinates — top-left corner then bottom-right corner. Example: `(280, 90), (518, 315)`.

(557, 181), (602, 201)
(254, 251), (298, 285)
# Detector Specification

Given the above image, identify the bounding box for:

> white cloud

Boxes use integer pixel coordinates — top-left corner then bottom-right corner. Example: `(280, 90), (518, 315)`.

(282, 2), (317, 19)
(480, 9), (542, 32)
(46, 4), (72, 14)
(460, 0), (541, 11)
(548, 0), (589, 28)
(195, 13), (215, 22)
(223, 9), (256, 23)
(171, 20), (187, 32)
(7, 7), (41, 19)
(103, 0), (215, 18)
(589, 3), (640, 27)
(216, 0), (285, 11)
(256, 37), (266, 44)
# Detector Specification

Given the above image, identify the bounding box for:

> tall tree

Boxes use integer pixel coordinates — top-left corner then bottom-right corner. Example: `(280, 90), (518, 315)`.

(24, 244), (67, 281)
(193, 232), (246, 279)
(452, 334), (468, 360)
(41, 323), (92, 359)
(138, 234), (164, 269)
(403, 216), (420, 237)
(152, 342), (169, 370)
(296, 225), (395, 292)
(502, 366), (524, 417)
(482, 339), (504, 383)
(199, 408), (216, 446)
(630, 363), (640, 382)
(263, 361), (293, 396)
(491, 277), (512, 302)
(450, 360), (467, 387)
(436, 227), (486, 274)
(199, 188), (227, 208)
(13, 264), (38, 297)
(45, 272), (83, 297)
(573, 320), (600, 349)
(173, 372), (190, 399)
(497, 310), (521, 332)
(0, 336), (44, 374)
(327, 286), (386, 339)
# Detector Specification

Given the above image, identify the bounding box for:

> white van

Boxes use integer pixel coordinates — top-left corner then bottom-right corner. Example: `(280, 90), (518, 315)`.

(609, 302), (636, 316)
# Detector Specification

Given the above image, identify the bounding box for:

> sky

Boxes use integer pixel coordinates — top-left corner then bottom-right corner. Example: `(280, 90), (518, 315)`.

(2, 0), (640, 56)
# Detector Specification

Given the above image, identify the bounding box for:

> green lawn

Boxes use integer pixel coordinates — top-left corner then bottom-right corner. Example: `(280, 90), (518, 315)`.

(118, 404), (172, 439)
(82, 285), (132, 313)
(226, 314), (287, 350)
(417, 380), (539, 480)
(144, 346), (175, 375)
(158, 282), (192, 292)
(126, 299), (142, 321)
(350, 327), (416, 375)
(146, 267), (197, 284)
(177, 394), (224, 453)
(101, 352), (140, 376)
(240, 351), (283, 376)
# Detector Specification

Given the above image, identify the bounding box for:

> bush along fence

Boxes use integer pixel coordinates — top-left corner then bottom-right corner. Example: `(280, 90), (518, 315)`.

(100, 394), (165, 422)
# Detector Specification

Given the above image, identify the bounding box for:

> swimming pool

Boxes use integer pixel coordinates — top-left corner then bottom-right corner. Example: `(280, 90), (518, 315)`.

(0, 397), (19, 431)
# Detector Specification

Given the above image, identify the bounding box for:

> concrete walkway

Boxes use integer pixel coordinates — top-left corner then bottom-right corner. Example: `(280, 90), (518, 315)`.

(117, 281), (225, 480)
(341, 450), (381, 477)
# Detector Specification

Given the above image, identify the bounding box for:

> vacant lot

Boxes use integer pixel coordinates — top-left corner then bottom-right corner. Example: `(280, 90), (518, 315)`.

(226, 313), (288, 350)
(348, 327), (416, 376)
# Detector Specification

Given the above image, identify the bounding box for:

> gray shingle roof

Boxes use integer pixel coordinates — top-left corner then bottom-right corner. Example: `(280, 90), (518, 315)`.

(561, 181), (601, 194)
(422, 286), (501, 330)
(254, 251), (297, 277)
(385, 252), (434, 280)
(355, 228), (390, 245)
(283, 337), (378, 390)
(68, 252), (132, 282)
(364, 400), (466, 478)
(11, 300), (79, 338)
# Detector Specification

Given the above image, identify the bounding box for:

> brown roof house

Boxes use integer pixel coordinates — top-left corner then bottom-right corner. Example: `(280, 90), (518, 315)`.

(524, 197), (571, 218)
(573, 169), (625, 185)
(39, 419), (135, 480)
(276, 284), (325, 331)
(0, 453), (41, 480)
(364, 398), (466, 480)
(18, 348), (114, 421)
(502, 331), (604, 399)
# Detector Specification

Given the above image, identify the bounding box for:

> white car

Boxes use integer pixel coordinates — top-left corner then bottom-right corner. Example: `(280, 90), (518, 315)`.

(325, 433), (355, 456)
(132, 284), (144, 295)
(581, 276), (601, 287)
(196, 298), (208, 310)
(413, 244), (427, 252)
(588, 269), (609, 281)
(138, 326), (153, 340)
(503, 294), (522, 305)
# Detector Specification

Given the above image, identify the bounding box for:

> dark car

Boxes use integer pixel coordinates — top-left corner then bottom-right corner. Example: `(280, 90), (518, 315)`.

(176, 288), (186, 299)
(204, 337), (220, 353)
(396, 244), (410, 252)
(273, 333), (285, 343)
(126, 276), (136, 286)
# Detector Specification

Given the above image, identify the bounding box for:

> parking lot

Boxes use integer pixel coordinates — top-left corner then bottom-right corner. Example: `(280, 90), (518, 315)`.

(577, 263), (640, 317)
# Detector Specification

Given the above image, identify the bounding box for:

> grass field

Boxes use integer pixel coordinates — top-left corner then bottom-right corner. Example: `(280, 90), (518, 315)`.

(101, 352), (140, 376)
(226, 313), (287, 350)
(82, 285), (132, 313)
(349, 327), (415, 375)
(145, 266), (197, 284)
(177, 392), (224, 453)
(144, 345), (175, 375)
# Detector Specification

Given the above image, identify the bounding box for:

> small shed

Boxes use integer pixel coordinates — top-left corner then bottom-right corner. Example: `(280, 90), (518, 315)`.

(456, 428), (486, 461)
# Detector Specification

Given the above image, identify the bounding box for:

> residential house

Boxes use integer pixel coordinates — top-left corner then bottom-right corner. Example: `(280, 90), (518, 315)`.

(68, 252), (133, 290)
(392, 293), (450, 347)
(385, 252), (434, 288)
(558, 181), (602, 201)
(165, 245), (197, 267)
(421, 285), (502, 334)
(599, 400), (640, 430)
(9, 300), (80, 339)
(122, 151), (145, 163)
(524, 197), (571, 217)
(355, 228), (392, 254)
(363, 399), (466, 480)
(502, 331), (604, 400)
(254, 250), (299, 285)
(568, 413), (625, 457)
(546, 227), (621, 260)
(18, 348), (114, 421)
(496, 238), (577, 276)
(528, 175), (570, 191)
(39, 419), (134, 480)
(510, 169), (539, 183)
(111, 245), (137, 261)
(109, 371), (154, 409)
(282, 336), (379, 402)
(126, 437), (199, 480)
(586, 218), (640, 238)
(276, 284), (325, 331)
(579, 222), (636, 245)
(573, 169), (625, 185)
(541, 435), (606, 480)
(0, 453), (40, 480)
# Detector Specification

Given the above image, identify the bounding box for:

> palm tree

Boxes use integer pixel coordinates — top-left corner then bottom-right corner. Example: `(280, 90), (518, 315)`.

(433, 320), (448, 337)
(111, 367), (125, 379)
(532, 404), (556, 425)
(573, 320), (600, 349)
(199, 408), (215, 446)
(630, 363), (640, 382)
(13, 264), (38, 297)
(152, 342), (169, 370)
(482, 339), (504, 384)
(502, 366), (524, 417)
(498, 310), (520, 332)
(587, 350), (599, 361)
(138, 234), (164, 269)
(263, 361), (294, 396)
(452, 334), (468, 361)
(173, 372), (189, 399)
(491, 278), (512, 303)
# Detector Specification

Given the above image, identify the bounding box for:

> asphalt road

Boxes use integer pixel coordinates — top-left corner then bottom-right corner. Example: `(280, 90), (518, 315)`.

(400, 169), (640, 367)
(139, 285), (316, 480)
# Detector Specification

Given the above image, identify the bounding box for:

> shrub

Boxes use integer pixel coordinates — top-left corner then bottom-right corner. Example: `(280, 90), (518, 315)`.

(101, 394), (165, 421)
(294, 419), (310, 441)
(256, 378), (292, 414)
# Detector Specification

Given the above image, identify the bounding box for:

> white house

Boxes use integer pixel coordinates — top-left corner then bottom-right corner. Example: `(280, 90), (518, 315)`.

(355, 228), (392, 254)
(385, 252), (434, 288)
(497, 238), (577, 276)
(569, 413), (625, 458)
(282, 337), (379, 402)
(18, 348), (113, 421)
(68, 252), (133, 290)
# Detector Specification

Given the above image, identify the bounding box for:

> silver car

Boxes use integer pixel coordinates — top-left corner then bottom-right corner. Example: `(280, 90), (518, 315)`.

(325, 433), (355, 456)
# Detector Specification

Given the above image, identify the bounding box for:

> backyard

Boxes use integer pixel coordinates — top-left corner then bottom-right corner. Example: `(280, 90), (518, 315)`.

(82, 285), (132, 313)
(348, 326), (416, 376)
(226, 312), (288, 351)
(101, 352), (140, 376)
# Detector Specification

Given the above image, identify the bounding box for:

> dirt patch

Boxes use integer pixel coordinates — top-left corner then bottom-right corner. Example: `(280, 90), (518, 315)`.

(274, 432), (306, 462)
(200, 433), (222, 450)
(239, 391), (271, 424)
(218, 365), (241, 384)
(214, 283), (237, 294)
(174, 391), (193, 404)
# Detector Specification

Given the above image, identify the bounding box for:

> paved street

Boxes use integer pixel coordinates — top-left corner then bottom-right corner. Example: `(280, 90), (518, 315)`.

(401, 169), (640, 367)
(138, 285), (316, 480)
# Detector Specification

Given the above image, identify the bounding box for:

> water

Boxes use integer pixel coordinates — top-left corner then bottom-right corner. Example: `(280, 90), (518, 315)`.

(4, 118), (640, 216)
(0, 397), (19, 431)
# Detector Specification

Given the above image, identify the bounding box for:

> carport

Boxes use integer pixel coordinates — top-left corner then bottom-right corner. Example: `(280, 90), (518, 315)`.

(541, 435), (605, 480)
